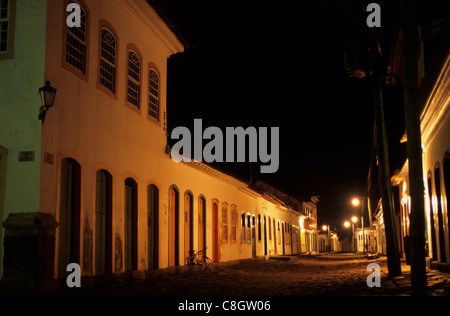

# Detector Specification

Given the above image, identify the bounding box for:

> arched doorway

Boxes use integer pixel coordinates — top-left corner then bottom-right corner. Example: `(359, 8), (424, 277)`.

(273, 218), (277, 255)
(263, 215), (268, 256)
(124, 178), (138, 271)
(198, 196), (206, 257)
(148, 184), (159, 269)
(0, 146), (7, 279)
(184, 191), (194, 261)
(212, 201), (219, 262)
(95, 169), (112, 274)
(434, 166), (446, 263)
(58, 158), (81, 278)
(169, 186), (180, 266)
(427, 173), (438, 261)
(443, 155), (450, 260)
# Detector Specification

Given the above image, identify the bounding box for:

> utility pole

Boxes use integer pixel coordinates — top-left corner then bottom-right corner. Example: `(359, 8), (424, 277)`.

(374, 80), (402, 277)
(401, 0), (427, 296)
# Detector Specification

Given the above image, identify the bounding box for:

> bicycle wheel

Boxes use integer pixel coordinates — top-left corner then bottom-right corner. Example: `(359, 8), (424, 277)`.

(185, 256), (200, 272)
(203, 257), (216, 272)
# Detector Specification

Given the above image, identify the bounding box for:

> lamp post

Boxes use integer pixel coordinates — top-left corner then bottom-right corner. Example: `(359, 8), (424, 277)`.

(322, 225), (330, 252)
(351, 216), (358, 253)
(352, 197), (366, 254)
(38, 81), (57, 124)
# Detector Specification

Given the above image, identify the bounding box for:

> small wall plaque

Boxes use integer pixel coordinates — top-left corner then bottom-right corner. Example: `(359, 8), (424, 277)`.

(44, 152), (54, 165)
(18, 151), (35, 162)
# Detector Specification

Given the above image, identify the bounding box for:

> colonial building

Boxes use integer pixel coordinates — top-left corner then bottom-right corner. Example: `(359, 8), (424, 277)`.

(391, 52), (450, 269)
(378, 20), (450, 270)
(0, 0), (317, 289)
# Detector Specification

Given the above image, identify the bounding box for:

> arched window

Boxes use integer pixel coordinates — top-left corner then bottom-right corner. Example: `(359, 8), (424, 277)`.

(99, 23), (117, 95)
(148, 67), (160, 120)
(126, 48), (141, 109)
(63, 0), (88, 77)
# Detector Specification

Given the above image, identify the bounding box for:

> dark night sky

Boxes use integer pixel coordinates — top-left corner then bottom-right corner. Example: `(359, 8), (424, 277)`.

(153, 0), (409, 229)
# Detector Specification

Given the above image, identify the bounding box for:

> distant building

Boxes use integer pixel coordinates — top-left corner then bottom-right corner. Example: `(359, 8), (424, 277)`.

(318, 229), (339, 253)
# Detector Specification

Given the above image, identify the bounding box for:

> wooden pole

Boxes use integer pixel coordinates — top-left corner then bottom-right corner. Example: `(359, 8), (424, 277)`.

(401, 0), (427, 296)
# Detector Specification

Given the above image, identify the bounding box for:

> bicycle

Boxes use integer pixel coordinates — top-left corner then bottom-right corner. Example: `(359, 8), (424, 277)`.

(185, 249), (216, 272)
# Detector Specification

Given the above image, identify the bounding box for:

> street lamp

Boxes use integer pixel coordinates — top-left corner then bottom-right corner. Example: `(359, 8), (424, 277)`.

(38, 81), (57, 123)
(351, 197), (365, 254)
(344, 221), (350, 228)
(322, 225), (331, 252)
(351, 216), (358, 253)
(351, 198), (360, 207)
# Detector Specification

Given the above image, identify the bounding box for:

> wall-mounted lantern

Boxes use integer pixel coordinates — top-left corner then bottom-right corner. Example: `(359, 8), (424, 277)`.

(38, 81), (57, 123)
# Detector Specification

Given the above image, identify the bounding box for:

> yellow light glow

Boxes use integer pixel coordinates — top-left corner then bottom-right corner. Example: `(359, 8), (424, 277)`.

(299, 217), (304, 229)
(351, 216), (358, 223)
(344, 221), (350, 228)
(322, 225), (328, 231)
(352, 198), (360, 207)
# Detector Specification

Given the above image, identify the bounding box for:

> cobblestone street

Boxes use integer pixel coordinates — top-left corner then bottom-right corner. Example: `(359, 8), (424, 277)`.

(54, 253), (450, 296)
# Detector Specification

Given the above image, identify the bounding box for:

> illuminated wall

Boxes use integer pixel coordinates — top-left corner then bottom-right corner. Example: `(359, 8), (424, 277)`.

(421, 54), (450, 264)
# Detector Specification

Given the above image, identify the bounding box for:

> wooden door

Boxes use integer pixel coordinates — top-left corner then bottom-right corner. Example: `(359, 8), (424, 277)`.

(148, 185), (159, 269)
(58, 158), (81, 278)
(251, 216), (256, 258)
(264, 216), (267, 256)
(212, 202), (219, 262)
(273, 219), (277, 255)
(124, 178), (138, 271)
(95, 170), (112, 274)
(184, 193), (192, 260)
(169, 188), (176, 266)
(198, 197), (205, 259)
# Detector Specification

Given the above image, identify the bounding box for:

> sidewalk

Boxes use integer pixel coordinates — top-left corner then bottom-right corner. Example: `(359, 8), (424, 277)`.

(387, 263), (450, 296)
(311, 252), (450, 295)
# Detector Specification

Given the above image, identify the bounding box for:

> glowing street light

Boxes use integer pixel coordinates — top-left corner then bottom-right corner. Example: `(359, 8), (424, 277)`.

(351, 198), (360, 207)
(344, 221), (351, 228)
(351, 216), (358, 224)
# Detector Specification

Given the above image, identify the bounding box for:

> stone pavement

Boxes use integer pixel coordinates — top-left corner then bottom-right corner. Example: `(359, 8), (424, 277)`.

(46, 253), (450, 296)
